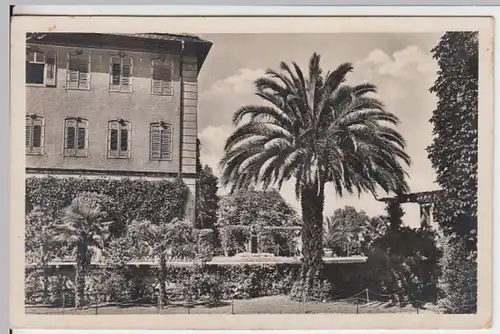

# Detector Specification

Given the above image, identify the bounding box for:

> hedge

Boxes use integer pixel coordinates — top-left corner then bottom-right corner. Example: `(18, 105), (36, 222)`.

(26, 176), (189, 231)
(25, 261), (381, 305)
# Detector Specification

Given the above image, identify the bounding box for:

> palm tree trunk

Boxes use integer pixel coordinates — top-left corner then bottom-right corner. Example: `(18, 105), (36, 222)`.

(300, 181), (325, 301)
(74, 243), (87, 309)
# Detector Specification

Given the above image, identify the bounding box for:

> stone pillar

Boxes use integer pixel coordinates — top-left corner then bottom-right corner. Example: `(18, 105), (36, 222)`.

(420, 203), (434, 228)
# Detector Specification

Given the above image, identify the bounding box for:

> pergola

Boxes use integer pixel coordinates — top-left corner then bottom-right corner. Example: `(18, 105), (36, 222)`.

(377, 190), (443, 228)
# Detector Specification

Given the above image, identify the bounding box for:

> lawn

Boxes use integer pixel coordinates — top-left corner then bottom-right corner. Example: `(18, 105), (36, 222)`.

(25, 295), (438, 315)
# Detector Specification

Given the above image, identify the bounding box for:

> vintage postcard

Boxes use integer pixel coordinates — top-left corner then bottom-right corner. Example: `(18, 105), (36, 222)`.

(10, 14), (493, 330)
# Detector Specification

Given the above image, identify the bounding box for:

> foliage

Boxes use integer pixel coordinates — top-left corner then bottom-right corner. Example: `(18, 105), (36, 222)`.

(217, 190), (301, 256)
(217, 189), (300, 227)
(385, 200), (405, 232)
(367, 226), (441, 303)
(196, 165), (220, 229)
(437, 234), (477, 313)
(427, 32), (478, 246)
(26, 176), (189, 235)
(194, 228), (215, 262)
(324, 206), (372, 255)
(289, 278), (335, 302)
(25, 207), (69, 265)
(51, 192), (115, 308)
(128, 218), (198, 262)
(127, 218), (199, 308)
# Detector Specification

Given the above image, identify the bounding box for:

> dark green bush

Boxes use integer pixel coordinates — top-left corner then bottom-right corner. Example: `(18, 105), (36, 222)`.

(26, 176), (189, 233)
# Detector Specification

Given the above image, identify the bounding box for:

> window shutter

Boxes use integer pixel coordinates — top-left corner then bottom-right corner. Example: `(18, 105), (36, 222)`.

(120, 128), (128, 153)
(121, 58), (132, 92)
(161, 59), (172, 95)
(150, 124), (161, 159)
(151, 59), (163, 94)
(109, 56), (121, 91)
(67, 53), (79, 90)
(160, 125), (172, 159)
(31, 117), (43, 154)
(44, 51), (57, 87)
(78, 55), (90, 90)
(25, 118), (32, 152)
(108, 122), (119, 158)
(126, 122), (132, 158)
(77, 127), (86, 150)
(65, 119), (77, 155)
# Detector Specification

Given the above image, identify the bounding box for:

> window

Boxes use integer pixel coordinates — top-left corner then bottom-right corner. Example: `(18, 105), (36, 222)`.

(151, 58), (173, 95)
(64, 117), (89, 157)
(66, 52), (90, 90)
(108, 120), (131, 158)
(26, 48), (57, 86)
(109, 56), (133, 92)
(25, 114), (44, 155)
(150, 122), (173, 160)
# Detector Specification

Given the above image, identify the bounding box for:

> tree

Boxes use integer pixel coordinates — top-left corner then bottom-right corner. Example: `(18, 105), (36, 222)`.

(52, 192), (115, 308)
(217, 190), (301, 256)
(219, 53), (410, 298)
(385, 200), (405, 232)
(438, 235), (477, 313)
(127, 218), (197, 309)
(196, 165), (220, 229)
(324, 206), (371, 256)
(196, 139), (220, 229)
(427, 32), (478, 247)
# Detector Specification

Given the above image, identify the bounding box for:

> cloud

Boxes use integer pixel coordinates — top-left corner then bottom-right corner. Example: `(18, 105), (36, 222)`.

(357, 46), (437, 80)
(198, 125), (234, 176)
(202, 68), (266, 97)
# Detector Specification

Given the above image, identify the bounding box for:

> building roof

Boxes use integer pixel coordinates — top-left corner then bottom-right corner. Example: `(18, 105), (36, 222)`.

(28, 32), (213, 71)
(112, 33), (212, 45)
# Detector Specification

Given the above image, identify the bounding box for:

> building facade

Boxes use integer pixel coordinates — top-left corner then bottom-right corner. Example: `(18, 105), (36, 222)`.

(25, 33), (212, 221)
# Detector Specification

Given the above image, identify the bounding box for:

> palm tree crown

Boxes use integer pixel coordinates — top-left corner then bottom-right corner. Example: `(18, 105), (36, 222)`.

(220, 53), (410, 198)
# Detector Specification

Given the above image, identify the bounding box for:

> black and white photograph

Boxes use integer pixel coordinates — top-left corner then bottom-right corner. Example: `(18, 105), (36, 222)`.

(10, 14), (493, 330)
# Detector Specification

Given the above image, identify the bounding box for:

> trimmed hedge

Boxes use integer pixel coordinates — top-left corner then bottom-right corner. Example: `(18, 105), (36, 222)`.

(26, 176), (189, 230)
(25, 261), (380, 305)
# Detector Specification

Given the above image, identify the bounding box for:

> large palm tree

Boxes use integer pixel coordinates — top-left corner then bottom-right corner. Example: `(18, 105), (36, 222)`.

(219, 53), (410, 299)
(52, 193), (113, 308)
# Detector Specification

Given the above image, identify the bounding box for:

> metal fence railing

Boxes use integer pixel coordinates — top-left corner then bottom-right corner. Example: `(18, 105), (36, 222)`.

(25, 288), (477, 315)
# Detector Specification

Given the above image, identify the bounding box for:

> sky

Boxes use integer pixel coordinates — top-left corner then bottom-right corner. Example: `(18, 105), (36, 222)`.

(196, 33), (444, 228)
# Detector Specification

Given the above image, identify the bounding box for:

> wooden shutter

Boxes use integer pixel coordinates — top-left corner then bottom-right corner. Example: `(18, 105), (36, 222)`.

(44, 50), (57, 87)
(150, 123), (161, 159)
(67, 53), (79, 90)
(109, 56), (121, 91)
(121, 58), (132, 92)
(31, 117), (44, 154)
(108, 121), (119, 158)
(65, 119), (77, 155)
(160, 124), (172, 159)
(25, 117), (32, 153)
(78, 55), (90, 90)
(151, 59), (163, 94)
(119, 126), (129, 157)
(161, 59), (172, 95)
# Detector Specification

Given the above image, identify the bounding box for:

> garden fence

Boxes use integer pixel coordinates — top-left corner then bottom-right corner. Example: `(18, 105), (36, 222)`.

(25, 288), (477, 315)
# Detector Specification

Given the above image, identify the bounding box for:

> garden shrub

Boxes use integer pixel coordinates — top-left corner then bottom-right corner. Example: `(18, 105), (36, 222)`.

(437, 235), (477, 313)
(25, 176), (189, 234)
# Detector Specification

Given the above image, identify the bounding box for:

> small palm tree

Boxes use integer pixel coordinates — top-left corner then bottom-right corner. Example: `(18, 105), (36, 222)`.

(52, 193), (114, 308)
(128, 218), (197, 309)
(220, 53), (410, 298)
